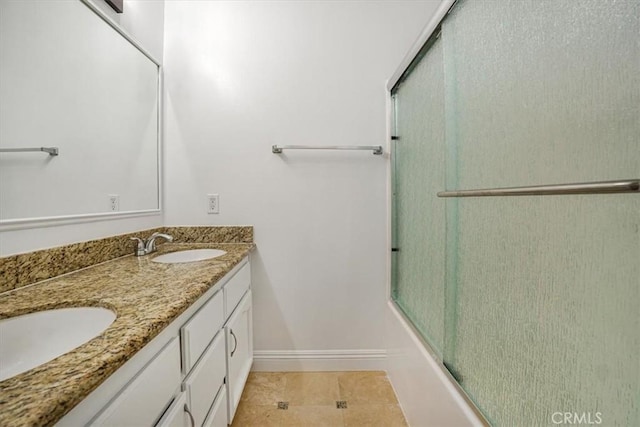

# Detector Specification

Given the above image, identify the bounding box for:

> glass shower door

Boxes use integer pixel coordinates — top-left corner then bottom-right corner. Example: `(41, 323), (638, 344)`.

(391, 36), (446, 358)
(391, 0), (639, 425)
(442, 1), (639, 425)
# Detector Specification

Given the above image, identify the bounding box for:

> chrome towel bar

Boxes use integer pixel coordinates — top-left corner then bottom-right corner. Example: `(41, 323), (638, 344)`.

(272, 145), (383, 155)
(0, 147), (59, 156)
(437, 179), (639, 197)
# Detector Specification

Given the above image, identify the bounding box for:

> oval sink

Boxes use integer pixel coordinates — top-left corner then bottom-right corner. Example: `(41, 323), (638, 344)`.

(0, 307), (116, 381)
(152, 249), (227, 264)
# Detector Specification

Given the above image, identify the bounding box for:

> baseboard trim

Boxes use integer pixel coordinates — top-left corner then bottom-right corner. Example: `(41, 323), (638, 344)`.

(252, 349), (387, 372)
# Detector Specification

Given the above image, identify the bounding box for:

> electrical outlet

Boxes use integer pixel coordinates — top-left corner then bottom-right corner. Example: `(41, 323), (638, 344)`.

(109, 194), (120, 212)
(207, 194), (219, 214)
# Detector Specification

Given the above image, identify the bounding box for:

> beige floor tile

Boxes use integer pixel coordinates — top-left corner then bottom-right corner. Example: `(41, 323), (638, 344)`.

(281, 405), (344, 427)
(342, 404), (408, 427)
(235, 372), (403, 427)
(240, 372), (287, 405)
(337, 372), (399, 405)
(284, 372), (341, 406)
(231, 402), (283, 427)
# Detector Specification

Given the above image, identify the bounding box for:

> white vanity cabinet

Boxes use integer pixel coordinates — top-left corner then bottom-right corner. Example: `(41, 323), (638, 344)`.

(180, 260), (252, 426)
(61, 257), (253, 427)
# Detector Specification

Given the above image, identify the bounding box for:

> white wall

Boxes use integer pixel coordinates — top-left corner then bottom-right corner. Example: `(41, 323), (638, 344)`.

(163, 0), (436, 366)
(0, 0), (165, 256)
(88, 0), (165, 62)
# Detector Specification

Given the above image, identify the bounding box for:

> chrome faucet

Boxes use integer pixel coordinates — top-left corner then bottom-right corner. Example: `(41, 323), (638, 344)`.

(130, 232), (173, 256)
(145, 232), (173, 253)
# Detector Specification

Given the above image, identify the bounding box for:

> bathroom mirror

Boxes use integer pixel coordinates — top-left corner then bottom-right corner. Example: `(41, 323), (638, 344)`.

(0, 0), (160, 227)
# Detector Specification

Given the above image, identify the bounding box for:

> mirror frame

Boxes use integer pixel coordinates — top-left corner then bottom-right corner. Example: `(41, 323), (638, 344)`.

(0, 0), (162, 231)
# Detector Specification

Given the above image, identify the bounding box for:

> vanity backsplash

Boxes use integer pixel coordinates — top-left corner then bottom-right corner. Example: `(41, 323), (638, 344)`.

(0, 226), (253, 293)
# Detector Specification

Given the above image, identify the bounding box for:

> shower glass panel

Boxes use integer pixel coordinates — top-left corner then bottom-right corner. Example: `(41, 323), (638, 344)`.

(443, 0), (639, 425)
(391, 36), (446, 357)
(391, 0), (639, 425)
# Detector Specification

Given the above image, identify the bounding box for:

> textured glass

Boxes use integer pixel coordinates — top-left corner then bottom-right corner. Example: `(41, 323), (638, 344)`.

(443, 0), (640, 425)
(391, 38), (446, 357)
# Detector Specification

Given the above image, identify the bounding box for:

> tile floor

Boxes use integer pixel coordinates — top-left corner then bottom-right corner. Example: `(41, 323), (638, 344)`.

(231, 371), (408, 427)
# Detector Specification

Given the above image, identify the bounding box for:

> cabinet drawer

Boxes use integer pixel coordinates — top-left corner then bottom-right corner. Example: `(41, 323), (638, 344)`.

(224, 261), (250, 317)
(183, 331), (226, 427)
(181, 290), (224, 373)
(92, 337), (181, 426)
(155, 392), (190, 427)
(203, 386), (228, 427)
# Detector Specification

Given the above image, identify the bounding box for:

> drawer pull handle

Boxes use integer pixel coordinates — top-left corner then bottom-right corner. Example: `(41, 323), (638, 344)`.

(230, 329), (238, 357)
(184, 404), (196, 427)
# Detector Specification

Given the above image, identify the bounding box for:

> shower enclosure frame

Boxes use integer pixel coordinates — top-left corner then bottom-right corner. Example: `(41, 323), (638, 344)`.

(384, 0), (488, 424)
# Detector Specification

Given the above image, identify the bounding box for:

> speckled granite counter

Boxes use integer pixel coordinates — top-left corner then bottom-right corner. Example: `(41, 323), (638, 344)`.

(0, 242), (255, 427)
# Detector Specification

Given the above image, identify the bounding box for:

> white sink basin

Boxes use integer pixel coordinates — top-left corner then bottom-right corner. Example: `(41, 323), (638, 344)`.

(152, 249), (227, 264)
(0, 307), (116, 381)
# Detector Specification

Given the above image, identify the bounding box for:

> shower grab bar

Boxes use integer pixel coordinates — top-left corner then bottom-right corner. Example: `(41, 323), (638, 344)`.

(437, 179), (639, 197)
(272, 145), (383, 155)
(0, 147), (59, 156)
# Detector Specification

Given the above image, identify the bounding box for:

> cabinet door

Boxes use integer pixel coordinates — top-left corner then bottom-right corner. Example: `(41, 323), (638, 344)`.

(225, 290), (253, 424)
(92, 337), (181, 426)
(155, 392), (191, 427)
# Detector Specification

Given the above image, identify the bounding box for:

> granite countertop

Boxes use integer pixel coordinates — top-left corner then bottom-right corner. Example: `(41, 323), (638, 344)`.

(0, 242), (255, 427)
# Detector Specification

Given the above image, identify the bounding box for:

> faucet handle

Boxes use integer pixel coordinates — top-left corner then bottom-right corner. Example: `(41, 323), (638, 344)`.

(130, 237), (146, 256)
(144, 233), (173, 254)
